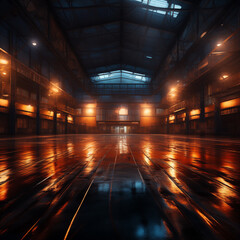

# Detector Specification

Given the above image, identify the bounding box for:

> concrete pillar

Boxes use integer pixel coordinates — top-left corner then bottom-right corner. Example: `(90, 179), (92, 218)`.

(36, 85), (41, 135)
(9, 69), (16, 136)
(200, 85), (205, 122)
(185, 109), (190, 135)
(65, 114), (68, 134)
(53, 95), (58, 135)
(166, 115), (169, 134)
(199, 85), (205, 136)
(214, 98), (222, 135)
(53, 110), (57, 135)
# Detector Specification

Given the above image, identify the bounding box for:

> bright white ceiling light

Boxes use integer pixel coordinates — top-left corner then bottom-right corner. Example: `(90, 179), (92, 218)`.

(32, 41), (37, 46)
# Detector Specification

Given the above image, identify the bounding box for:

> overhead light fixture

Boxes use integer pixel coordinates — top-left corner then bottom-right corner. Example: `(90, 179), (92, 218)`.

(200, 31), (207, 38)
(222, 74), (228, 79)
(217, 43), (222, 47)
(32, 41), (37, 46)
(221, 74), (229, 80)
(146, 56), (152, 59)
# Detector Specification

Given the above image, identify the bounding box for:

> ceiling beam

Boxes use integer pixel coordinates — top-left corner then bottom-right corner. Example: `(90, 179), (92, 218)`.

(86, 61), (154, 73)
(67, 20), (175, 34)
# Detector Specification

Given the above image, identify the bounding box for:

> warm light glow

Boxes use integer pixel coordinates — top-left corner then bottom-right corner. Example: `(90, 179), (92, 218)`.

(119, 108), (128, 115)
(2, 72), (7, 76)
(16, 103), (34, 113)
(200, 31), (207, 38)
(205, 105), (215, 113)
(0, 163), (9, 201)
(0, 99), (9, 107)
(52, 87), (59, 93)
(0, 59), (8, 65)
(86, 108), (94, 115)
(217, 43), (222, 47)
(190, 109), (200, 116)
(220, 98), (240, 109)
(48, 111), (54, 117)
(169, 86), (177, 98)
(143, 108), (151, 116)
(169, 115), (175, 121)
(26, 105), (34, 112)
(222, 74), (229, 79)
(67, 116), (73, 122)
(86, 103), (96, 108)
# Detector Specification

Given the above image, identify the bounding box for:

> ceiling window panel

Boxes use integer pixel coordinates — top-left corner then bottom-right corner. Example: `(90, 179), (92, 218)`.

(91, 70), (150, 84)
(134, 0), (182, 18)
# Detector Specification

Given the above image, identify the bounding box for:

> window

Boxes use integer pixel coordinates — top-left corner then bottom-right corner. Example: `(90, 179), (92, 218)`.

(77, 108), (82, 115)
(156, 108), (163, 115)
(41, 97), (49, 104)
(42, 120), (49, 129)
(17, 118), (28, 129)
(30, 93), (37, 100)
(134, 0), (181, 18)
(119, 108), (128, 116)
(16, 88), (29, 98)
(92, 70), (150, 84)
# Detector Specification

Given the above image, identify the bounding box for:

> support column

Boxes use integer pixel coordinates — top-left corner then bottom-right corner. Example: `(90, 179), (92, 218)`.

(36, 85), (41, 135)
(200, 85), (205, 122)
(166, 115), (169, 134)
(199, 85), (205, 136)
(53, 95), (58, 135)
(185, 109), (190, 135)
(53, 110), (57, 135)
(72, 116), (76, 134)
(65, 114), (68, 134)
(9, 68), (16, 136)
(214, 98), (222, 135)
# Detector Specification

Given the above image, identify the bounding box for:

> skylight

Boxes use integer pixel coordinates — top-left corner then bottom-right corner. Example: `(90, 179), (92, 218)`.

(91, 70), (150, 84)
(134, 0), (182, 18)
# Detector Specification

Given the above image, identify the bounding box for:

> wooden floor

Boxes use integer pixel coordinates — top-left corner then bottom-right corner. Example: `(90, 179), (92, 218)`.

(0, 134), (240, 240)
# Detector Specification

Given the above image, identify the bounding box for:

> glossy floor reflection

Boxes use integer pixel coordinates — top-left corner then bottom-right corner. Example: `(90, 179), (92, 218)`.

(0, 134), (240, 240)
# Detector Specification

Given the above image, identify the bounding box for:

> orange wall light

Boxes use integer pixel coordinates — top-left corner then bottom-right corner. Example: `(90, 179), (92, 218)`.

(0, 99), (9, 107)
(220, 98), (240, 109)
(119, 108), (128, 115)
(86, 108), (94, 115)
(143, 108), (151, 116)
(190, 109), (200, 116)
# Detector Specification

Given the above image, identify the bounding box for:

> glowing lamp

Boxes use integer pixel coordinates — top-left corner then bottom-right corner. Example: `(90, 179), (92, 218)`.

(144, 108), (151, 116)
(222, 74), (228, 79)
(87, 108), (94, 115)
(119, 108), (128, 115)
(190, 109), (200, 116)
(217, 43), (222, 47)
(0, 59), (8, 65)
(32, 41), (37, 46)
(52, 87), (59, 93)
